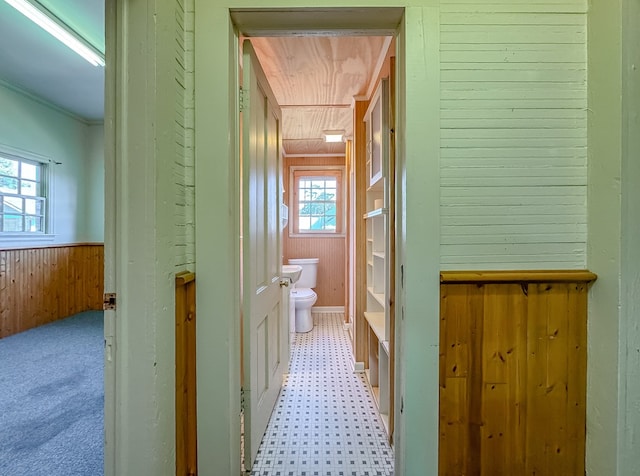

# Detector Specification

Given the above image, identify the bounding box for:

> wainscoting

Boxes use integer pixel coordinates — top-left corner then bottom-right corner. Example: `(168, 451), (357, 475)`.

(175, 271), (197, 476)
(439, 270), (596, 475)
(0, 244), (104, 338)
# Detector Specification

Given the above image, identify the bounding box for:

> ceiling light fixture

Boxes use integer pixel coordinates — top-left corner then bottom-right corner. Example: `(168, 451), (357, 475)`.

(323, 130), (345, 143)
(5, 0), (105, 67)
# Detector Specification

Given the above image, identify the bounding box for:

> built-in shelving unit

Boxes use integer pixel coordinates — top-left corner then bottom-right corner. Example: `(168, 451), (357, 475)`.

(363, 77), (392, 437)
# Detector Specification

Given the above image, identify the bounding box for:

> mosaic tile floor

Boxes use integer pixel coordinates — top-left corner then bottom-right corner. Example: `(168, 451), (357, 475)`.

(249, 312), (394, 476)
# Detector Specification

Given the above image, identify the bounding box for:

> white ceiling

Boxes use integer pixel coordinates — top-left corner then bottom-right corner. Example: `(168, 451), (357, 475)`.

(0, 0), (105, 122)
(0, 3), (392, 155)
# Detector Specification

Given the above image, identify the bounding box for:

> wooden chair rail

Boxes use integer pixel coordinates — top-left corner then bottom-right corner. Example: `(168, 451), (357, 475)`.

(175, 271), (197, 476)
(441, 269), (597, 284)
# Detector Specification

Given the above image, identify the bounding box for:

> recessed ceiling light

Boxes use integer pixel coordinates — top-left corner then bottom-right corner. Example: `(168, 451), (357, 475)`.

(323, 130), (345, 143)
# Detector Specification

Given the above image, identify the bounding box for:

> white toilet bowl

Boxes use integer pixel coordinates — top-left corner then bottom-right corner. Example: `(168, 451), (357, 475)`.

(288, 258), (319, 333)
(291, 288), (317, 333)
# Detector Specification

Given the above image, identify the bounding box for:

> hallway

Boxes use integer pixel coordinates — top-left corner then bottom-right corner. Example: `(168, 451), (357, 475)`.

(249, 313), (394, 476)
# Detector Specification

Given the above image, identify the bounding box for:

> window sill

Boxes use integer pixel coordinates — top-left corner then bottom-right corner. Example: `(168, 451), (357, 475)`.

(288, 233), (346, 239)
(0, 234), (57, 249)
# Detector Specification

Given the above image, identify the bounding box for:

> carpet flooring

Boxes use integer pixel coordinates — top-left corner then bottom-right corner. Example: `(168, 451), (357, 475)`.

(0, 311), (104, 476)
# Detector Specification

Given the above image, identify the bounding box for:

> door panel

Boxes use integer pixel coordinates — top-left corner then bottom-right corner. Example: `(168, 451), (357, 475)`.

(242, 40), (287, 470)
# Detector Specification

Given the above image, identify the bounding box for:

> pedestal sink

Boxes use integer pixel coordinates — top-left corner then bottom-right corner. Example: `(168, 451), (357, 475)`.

(281, 264), (302, 284)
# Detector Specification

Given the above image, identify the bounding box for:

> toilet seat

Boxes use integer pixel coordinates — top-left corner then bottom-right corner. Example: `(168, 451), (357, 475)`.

(291, 288), (315, 300)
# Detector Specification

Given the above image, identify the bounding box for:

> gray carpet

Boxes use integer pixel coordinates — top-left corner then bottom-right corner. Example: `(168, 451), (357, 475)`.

(0, 311), (104, 475)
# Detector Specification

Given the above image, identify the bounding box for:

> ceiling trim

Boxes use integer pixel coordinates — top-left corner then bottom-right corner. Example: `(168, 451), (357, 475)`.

(365, 36), (393, 100)
(230, 7), (403, 37)
(0, 78), (95, 125)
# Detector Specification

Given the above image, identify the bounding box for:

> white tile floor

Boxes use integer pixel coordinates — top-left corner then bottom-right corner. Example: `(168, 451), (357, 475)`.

(249, 312), (394, 476)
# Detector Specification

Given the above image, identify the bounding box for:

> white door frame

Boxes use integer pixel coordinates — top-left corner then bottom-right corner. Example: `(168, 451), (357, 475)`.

(194, 4), (440, 476)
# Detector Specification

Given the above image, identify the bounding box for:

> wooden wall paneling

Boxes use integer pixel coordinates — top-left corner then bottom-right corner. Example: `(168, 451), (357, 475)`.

(21, 249), (30, 330)
(83, 245), (103, 312)
(526, 282), (586, 475)
(175, 271), (197, 476)
(0, 244), (104, 339)
(56, 247), (67, 321)
(60, 246), (70, 318)
(66, 247), (74, 315)
(345, 140), (350, 321)
(566, 282), (588, 475)
(539, 283), (570, 473)
(439, 271), (593, 475)
(33, 248), (44, 327)
(26, 249), (35, 329)
(439, 283), (484, 475)
(283, 156), (346, 307)
(388, 54), (396, 442)
(354, 99), (369, 365)
(481, 283), (527, 473)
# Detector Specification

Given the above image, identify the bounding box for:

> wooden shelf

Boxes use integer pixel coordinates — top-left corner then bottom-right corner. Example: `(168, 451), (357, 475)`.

(362, 76), (392, 442)
(367, 287), (385, 307)
(363, 207), (387, 219)
(367, 178), (384, 192)
(381, 340), (390, 355)
(364, 311), (386, 342)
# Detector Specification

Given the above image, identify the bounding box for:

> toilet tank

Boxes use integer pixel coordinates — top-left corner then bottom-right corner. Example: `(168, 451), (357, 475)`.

(288, 258), (319, 288)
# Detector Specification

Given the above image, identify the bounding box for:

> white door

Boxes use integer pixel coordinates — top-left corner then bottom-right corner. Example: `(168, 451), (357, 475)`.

(242, 40), (288, 470)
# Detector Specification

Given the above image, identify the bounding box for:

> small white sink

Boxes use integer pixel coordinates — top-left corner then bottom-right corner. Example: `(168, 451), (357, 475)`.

(281, 264), (302, 283)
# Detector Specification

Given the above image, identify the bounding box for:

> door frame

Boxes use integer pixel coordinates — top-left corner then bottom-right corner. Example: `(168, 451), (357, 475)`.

(194, 5), (440, 476)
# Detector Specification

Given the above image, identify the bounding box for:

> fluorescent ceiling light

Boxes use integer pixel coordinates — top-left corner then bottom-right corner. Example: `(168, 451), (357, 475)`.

(323, 131), (345, 143)
(5, 0), (105, 67)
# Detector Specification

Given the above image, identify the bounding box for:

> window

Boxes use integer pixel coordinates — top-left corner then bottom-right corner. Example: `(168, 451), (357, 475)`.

(290, 167), (344, 236)
(0, 153), (47, 234)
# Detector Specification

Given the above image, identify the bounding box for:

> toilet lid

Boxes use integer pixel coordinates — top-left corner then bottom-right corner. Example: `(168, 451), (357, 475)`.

(292, 288), (315, 299)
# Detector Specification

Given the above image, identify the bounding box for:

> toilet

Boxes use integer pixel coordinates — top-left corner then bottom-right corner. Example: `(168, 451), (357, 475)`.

(288, 258), (319, 333)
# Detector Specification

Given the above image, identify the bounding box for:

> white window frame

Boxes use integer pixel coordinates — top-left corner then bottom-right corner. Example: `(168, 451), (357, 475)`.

(0, 144), (55, 245)
(289, 165), (346, 238)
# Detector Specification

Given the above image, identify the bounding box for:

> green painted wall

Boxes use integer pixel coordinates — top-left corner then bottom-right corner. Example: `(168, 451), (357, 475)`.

(587, 0), (621, 472)
(0, 83), (104, 247)
(587, 0), (640, 474)
(86, 124), (104, 242)
(619, 0), (640, 473)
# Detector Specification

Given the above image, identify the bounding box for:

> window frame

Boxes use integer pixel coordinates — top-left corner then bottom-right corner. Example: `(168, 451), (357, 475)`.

(0, 145), (53, 242)
(289, 165), (346, 238)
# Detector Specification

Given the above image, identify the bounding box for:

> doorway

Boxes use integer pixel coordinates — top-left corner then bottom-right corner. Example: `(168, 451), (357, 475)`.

(220, 9), (418, 476)
(240, 32), (395, 470)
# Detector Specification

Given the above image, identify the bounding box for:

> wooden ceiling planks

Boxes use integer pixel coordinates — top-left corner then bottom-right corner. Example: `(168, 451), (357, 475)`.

(250, 36), (390, 156)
